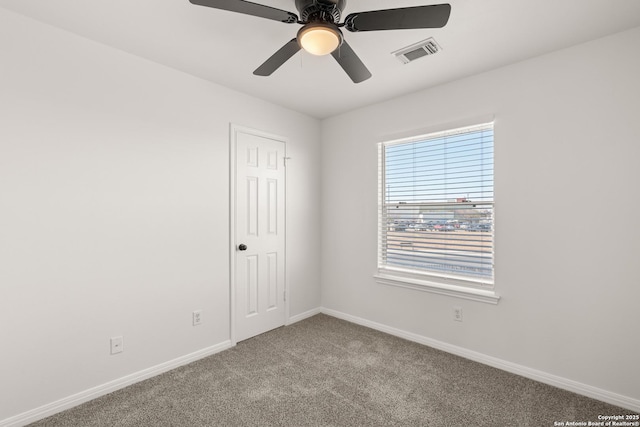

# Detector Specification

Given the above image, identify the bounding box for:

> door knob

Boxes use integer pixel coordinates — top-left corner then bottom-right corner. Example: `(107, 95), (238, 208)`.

(238, 244), (247, 251)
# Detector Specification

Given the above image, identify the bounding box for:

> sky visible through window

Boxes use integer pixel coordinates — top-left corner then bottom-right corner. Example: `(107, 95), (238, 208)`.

(384, 128), (494, 204)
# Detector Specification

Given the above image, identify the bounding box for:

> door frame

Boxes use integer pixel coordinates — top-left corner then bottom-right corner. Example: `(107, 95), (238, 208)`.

(229, 123), (289, 346)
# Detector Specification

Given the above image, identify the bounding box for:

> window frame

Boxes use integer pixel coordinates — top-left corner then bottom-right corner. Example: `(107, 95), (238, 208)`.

(375, 122), (500, 304)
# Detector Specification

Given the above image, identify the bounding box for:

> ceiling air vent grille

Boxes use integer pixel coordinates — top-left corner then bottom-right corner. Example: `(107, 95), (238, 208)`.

(393, 37), (442, 64)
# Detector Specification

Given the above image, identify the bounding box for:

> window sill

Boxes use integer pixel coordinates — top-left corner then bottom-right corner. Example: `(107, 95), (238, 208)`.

(374, 272), (500, 304)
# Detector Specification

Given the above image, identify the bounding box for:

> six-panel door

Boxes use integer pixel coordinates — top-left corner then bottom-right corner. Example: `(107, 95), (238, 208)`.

(234, 130), (286, 342)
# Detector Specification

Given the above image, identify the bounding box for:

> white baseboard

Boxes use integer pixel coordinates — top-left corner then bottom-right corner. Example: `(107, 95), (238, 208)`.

(0, 341), (233, 427)
(287, 307), (322, 325)
(320, 307), (640, 413)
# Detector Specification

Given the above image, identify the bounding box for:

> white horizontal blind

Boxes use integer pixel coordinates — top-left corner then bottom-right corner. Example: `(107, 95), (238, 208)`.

(378, 123), (494, 284)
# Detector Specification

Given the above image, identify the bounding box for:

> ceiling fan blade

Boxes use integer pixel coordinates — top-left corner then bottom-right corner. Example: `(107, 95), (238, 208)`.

(344, 4), (451, 32)
(331, 40), (371, 84)
(189, 0), (298, 23)
(254, 39), (301, 76)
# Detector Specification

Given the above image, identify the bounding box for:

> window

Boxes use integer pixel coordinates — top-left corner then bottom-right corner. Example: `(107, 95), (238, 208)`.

(376, 122), (498, 303)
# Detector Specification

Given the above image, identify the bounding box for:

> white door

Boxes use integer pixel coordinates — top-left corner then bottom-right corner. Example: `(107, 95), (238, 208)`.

(232, 127), (286, 342)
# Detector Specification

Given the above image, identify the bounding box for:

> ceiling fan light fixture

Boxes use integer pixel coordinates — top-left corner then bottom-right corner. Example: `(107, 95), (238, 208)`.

(297, 23), (342, 56)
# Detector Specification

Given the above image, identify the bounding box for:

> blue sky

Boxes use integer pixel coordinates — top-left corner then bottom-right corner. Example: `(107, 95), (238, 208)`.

(384, 127), (494, 204)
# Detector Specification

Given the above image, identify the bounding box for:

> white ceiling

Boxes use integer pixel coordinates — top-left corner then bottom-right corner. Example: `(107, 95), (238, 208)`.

(2, 0), (640, 119)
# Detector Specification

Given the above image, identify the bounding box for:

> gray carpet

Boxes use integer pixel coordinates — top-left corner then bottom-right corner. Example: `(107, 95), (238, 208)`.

(29, 314), (632, 426)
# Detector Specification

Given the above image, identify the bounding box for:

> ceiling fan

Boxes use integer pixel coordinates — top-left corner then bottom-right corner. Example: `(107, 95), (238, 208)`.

(189, 0), (451, 83)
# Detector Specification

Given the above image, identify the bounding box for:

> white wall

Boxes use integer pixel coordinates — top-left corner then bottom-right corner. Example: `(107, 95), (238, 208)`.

(321, 27), (640, 405)
(0, 8), (320, 423)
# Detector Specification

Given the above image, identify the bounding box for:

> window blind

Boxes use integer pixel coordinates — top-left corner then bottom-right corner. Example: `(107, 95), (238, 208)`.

(378, 123), (494, 285)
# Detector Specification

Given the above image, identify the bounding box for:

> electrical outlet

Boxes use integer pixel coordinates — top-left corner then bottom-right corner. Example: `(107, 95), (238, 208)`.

(110, 336), (123, 355)
(453, 306), (463, 322)
(192, 310), (202, 326)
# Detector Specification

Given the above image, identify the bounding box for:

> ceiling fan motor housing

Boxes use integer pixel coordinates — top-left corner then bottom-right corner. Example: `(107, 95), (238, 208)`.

(295, 0), (346, 23)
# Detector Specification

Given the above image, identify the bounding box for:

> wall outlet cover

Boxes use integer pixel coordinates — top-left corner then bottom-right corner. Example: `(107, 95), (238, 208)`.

(453, 307), (463, 322)
(110, 336), (123, 355)
(193, 310), (203, 326)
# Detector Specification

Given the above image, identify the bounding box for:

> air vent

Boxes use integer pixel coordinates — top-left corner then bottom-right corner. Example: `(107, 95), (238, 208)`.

(393, 37), (442, 64)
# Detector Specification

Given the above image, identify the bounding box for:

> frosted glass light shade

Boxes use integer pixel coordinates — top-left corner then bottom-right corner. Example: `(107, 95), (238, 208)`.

(298, 25), (341, 56)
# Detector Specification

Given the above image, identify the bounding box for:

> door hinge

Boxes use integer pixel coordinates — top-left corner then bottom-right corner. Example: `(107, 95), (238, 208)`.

(283, 290), (287, 302)
(283, 156), (292, 167)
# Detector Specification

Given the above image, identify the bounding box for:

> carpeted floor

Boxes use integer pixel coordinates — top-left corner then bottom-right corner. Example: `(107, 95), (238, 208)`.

(29, 314), (632, 426)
